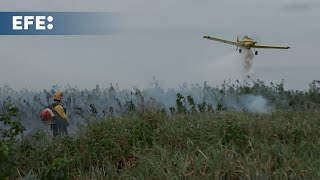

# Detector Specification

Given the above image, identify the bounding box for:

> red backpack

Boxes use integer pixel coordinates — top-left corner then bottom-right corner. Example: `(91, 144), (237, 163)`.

(40, 108), (54, 125)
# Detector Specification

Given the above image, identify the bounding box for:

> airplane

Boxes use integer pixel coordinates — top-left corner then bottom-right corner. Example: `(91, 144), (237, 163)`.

(203, 35), (290, 55)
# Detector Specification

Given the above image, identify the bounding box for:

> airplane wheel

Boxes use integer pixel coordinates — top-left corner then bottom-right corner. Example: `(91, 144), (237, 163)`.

(255, 51), (258, 55)
(239, 49), (242, 53)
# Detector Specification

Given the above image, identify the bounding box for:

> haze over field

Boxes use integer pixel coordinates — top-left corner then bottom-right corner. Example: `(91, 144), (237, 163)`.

(0, 0), (319, 90)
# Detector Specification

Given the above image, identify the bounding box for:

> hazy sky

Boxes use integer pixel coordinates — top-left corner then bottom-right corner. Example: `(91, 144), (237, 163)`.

(0, 0), (319, 90)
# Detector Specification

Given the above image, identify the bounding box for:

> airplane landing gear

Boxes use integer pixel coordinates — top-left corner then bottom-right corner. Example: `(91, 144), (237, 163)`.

(255, 51), (258, 55)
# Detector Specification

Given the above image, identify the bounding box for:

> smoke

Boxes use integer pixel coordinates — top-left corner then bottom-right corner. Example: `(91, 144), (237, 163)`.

(238, 95), (271, 113)
(0, 81), (275, 135)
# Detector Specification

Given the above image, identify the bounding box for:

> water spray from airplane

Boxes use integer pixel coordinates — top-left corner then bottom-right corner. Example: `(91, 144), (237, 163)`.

(203, 34), (290, 75)
(242, 49), (254, 73)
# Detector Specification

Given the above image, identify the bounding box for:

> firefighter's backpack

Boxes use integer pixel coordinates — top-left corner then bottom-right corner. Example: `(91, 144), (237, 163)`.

(40, 108), (55, 125)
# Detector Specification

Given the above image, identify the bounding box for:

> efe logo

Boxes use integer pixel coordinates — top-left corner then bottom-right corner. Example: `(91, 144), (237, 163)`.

(12, 16), (53, 30)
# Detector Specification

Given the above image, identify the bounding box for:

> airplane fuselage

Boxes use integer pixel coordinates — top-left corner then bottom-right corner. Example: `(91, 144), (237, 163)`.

(241, 38), (256, 49)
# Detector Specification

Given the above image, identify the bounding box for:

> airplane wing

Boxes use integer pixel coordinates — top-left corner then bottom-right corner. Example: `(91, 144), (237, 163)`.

(203, 36), (240, 46)
(252, 44), (290, 49)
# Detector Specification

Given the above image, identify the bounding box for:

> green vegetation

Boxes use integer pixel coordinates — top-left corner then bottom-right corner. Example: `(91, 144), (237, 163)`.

(1, 80), (320, 179)
(2, 109), (320, 179)
(0, 102), (25, 179)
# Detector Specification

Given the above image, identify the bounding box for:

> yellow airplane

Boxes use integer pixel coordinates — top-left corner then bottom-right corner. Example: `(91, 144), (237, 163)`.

(203, 35), (290, 55)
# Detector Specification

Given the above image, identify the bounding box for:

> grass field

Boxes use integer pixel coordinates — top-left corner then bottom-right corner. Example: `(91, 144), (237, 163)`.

(1, 80), (320, 179)
(1, 110), (318, 179)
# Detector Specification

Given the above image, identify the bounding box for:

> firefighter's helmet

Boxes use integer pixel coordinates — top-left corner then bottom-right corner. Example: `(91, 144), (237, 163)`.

(53, 91), (63, 101)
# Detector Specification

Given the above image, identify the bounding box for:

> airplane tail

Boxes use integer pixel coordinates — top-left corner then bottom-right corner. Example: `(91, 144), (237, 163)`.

(237, 35), (240, 42)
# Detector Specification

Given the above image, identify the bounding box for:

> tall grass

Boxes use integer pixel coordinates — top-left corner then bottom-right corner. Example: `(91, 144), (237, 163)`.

(1, 79), (320, 179)
(11, 109), (320, 179)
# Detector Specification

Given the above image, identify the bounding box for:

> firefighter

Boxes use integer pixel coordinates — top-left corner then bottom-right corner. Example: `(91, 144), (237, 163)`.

(51, 91), (69, 137)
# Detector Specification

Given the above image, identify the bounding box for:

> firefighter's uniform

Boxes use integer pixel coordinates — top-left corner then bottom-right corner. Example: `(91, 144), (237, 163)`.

(51, 92), (69, 137)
